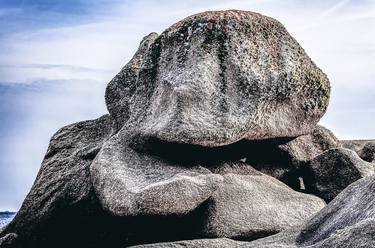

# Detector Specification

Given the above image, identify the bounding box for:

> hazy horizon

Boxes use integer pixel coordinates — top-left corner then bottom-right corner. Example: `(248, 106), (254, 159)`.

(0, 0), (374, 211)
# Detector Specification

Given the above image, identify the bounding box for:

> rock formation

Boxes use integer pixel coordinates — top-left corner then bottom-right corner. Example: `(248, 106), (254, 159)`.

(1, 9), (374, 248)
(133, 175), (375, 248)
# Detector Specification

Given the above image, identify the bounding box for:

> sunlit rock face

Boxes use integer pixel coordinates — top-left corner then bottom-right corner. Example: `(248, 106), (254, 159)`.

(2, 10), (374, 248)
(106, 10), (330, 146)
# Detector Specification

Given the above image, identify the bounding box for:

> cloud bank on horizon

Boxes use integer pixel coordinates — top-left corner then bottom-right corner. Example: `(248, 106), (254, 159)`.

(0, 0), (374, 211)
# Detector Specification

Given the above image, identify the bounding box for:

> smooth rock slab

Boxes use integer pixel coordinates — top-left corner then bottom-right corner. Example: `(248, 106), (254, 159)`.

(130, 238), (246, 248)
(248, 176), (375, 248)
(305, 148), (374, 202)
(106, 10), (330, 146)
(143, 176), (375, 248)
(203, 164), (325, 240)
(90, 132), (223, 216)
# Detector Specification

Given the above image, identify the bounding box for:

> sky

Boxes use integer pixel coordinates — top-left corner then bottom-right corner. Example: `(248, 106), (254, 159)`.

(0, 0), (374, 211)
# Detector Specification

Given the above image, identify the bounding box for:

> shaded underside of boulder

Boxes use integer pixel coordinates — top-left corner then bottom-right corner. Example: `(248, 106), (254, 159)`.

(91, 133), (325, 241)
(244, 125), (341, 191)
(106, 10), (330, 146)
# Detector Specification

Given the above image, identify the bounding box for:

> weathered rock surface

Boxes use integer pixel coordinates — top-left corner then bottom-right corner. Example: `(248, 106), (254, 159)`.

(91, 138), (324, 239)
(203, 164), (325, 239)
(130, 238), (246, 248)
(90, 132), (223, 216)
(341, 139), (373, 152)
(106, 10), (330, 146)
(305, 148), (374, 202)
(279, 125), (341, 165)
(358, 142), (375, 163)
(105, 32), (159, 131)
(0, 233), (17, 248)
(133, 176), (375, 248)
(0, 115), (113, 247)
(247, 125), (341, 191)
(248, 175), (375, 248)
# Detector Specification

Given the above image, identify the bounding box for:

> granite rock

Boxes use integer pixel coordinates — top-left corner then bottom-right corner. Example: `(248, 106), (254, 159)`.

(203, 163), (325, 240)
(106, 10), (330, 146)
(358, 142), (375, 163)
(247, 125), (340, 191)
(140, 176), (375, 248)
(305, 148), (374, 202)
(1, 9), (356, 248)
(0, 115), (113, 247)
(90, 132), (223, 217)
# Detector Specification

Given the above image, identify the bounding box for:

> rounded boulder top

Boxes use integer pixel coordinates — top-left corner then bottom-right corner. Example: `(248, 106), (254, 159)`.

(106, 10), (331, 146)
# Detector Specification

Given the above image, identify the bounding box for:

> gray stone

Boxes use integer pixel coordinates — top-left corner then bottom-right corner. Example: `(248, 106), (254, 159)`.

(144, 176), (375, 248)
(106, 10), (330, 147)
(179, 176), (375, 248)
(0, 115), (113, 247)
(203, 163), (325, 240)
(90, 131), (223, 216)
(358, 142), (375, 163)
(130, 238), (246, 248)
(297, 175), (375, 246)
(305, 148), (374, 202)
(247, 125), (340, 191)
(105, 32), (159, 131)
(279, 125), (341, 165)
(341, 139), (373, 152)
(0, 233), (17, 247)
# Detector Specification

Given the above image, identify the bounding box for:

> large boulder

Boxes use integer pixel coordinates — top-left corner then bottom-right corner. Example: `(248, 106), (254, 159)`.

(304, 148), (374, 202)
(106, 10), (330, 146)
(91, 136), (325, 240)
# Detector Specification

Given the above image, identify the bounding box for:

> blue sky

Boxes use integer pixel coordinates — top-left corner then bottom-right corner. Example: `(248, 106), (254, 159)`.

(0, 0), (374, 211)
